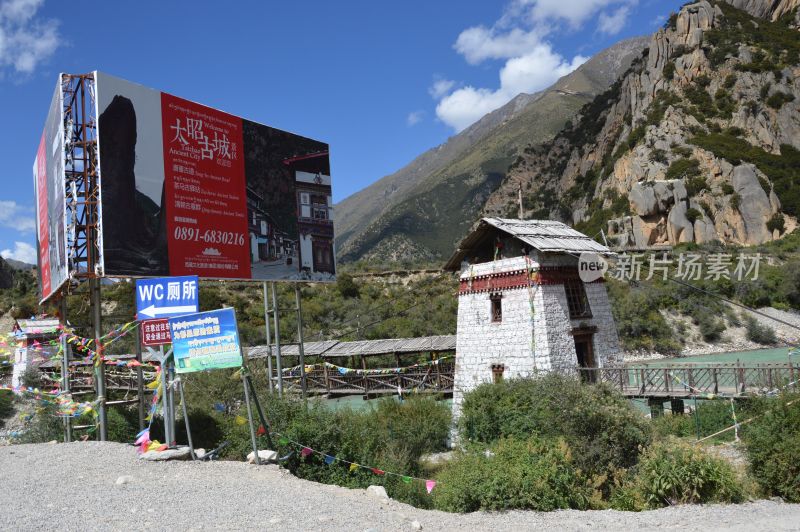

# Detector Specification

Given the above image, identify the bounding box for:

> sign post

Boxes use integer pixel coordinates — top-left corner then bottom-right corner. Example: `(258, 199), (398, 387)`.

(168, 307), (257, 462)
(136, 275), (199, 448)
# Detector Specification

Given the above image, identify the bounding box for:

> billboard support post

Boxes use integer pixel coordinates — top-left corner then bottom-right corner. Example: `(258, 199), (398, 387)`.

(90, 278), (108, 441)
(59, 294), (72, 443)
(262, 282), (274, 395)
(177, 378), (195, 460)
(241, 368), (260, 465)
(134, 325), (145, 431)
(271, 284), (283, 397)
(295, 285), (307, 402)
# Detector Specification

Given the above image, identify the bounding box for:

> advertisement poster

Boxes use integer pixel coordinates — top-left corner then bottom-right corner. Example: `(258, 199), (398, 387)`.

(95, 71), (335, 282)
(168, 308), (242, 374)
(32, 79), (68, 301)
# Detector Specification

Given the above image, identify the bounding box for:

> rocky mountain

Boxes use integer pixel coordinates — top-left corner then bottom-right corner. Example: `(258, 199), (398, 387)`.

(484, 0), (800, 249)
(335, 36), (650, 263)
(4, 259), (34, 271)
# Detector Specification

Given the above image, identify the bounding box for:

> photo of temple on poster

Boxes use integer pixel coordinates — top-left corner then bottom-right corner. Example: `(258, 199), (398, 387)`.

(94, 71), (335, 282)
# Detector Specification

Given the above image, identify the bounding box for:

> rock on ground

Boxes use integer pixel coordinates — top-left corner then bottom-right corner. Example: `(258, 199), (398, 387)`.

(2, 442), (800, 531)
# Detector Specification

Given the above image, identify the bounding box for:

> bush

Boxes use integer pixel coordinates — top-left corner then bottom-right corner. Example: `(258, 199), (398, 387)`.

(613, 438), (745, 509)
(21, 367), (42, 389)
(458, 374), (651, 482)
(666, 158), (701, 181)
(744, 316), (778, 345)
(215, 394), (450, 508)
(0, 390), (13, 428)
(767, 213), (785, 234)
(433, 438), (592, 513)
(685, 208), (703, 224)
(744, 395), (800, 502)
(14, 403), (65, 443)
(107, 407), (137, 443)
(697, 314), (726, 342)
(766, 92), (795, 110)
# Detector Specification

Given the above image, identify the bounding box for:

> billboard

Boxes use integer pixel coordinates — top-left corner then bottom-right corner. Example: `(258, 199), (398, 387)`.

(94, 72), (335, 282)
(32, 79), (68, 301)
(168, 308), (243, 373)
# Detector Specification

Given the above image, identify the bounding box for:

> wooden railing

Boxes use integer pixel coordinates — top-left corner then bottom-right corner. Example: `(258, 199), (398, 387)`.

(278, 362), (455, 396)
(577, 363), (799, 398)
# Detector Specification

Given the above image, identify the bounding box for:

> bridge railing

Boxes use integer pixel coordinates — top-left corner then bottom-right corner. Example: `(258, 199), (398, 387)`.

(278, 362), (455, 396)
(577, 363), (799, 397)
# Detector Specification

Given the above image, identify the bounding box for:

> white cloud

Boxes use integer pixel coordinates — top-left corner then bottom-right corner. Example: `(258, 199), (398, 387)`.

(0, 0), (60, 75)
(525, 0), (637, 29)
(598, 6), (631, 35)
(454, 26), (545, 65)
(407, 110), (424, 127)
(436, 47), (586, 131)
(428, 78), (456, 99)
(432, 0), (636, 132)
(1, 241), (36, 264)
(0, 200), (35, 232)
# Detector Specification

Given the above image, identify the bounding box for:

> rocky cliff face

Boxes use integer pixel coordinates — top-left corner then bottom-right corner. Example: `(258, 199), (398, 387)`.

(483, 0), (800, 249)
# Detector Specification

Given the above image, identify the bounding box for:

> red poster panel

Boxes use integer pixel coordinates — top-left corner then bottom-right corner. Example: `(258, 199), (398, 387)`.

(160, 93), (251, 279)
(34, 132), (51, 297)
(141, 318), (172, 346)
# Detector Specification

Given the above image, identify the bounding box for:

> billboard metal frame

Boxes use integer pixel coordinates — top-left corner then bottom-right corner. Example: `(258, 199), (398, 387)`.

(62, 72), (102, 291)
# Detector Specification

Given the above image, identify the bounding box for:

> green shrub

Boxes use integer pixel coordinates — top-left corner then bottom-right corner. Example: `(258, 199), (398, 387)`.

(723, 74), (737, 89)
(613, 438), (745, 509)
(0, 390), (13, 428)
(766, 92), (795, 110)
(666, 158), (701, 180)
(663, 62), (675, 80)
(744, 395), (800, 502)
(21, 367), (42, 389)
(698, 314), (726, 342)
(685, 208), (703, 224)
(458, 374), (651, 482)
(14, 403), (65, 443)
(686, 176), (708, 197)
(433, 438), (592, 513)
(767, 213), (786, 234)
(744, 316), (778, 345)
(106, 407), (137, 443)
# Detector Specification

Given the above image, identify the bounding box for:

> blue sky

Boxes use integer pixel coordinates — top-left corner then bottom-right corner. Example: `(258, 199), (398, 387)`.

(0, 0), (683, 264)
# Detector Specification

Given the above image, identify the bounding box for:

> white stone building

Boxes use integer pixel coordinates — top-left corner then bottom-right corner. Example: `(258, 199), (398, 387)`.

(444, 218), (622, 421)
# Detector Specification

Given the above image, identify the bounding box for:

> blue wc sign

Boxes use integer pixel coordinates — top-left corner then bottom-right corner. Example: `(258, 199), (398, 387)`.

(135, 275), (200, 319)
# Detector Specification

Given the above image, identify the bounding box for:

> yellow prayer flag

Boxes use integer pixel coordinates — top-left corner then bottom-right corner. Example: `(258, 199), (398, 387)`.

(349, 463), (358, 473)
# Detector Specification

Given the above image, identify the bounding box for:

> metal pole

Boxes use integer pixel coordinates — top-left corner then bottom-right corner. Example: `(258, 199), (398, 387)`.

(167, 358), (176, 446)
(134, 324), (145, 431)
(263, 282), (274, 395)
(160, 345), (171, 446)
(271, 283), (283, 397)
(245, 374), (275, 450)
(242, 372), (260, 464)
(295, 285), (307, 401)
(59, 295), (72, 443)
(90, 278), (107, 441)
(177, 379), (195, 460)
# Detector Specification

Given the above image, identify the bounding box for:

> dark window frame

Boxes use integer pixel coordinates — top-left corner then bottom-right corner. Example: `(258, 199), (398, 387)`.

(564, 279), (592, 319)
(490, 293), (502, 323)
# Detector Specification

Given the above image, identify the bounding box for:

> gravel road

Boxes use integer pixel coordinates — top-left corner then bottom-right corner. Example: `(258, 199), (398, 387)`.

(2, 442), (799, 531)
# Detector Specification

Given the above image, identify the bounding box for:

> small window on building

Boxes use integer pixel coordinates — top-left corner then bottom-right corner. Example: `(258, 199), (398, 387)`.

(490, 294), (502, 322)
(564, 279), (592, 319)
(491, 364), (505, 383)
